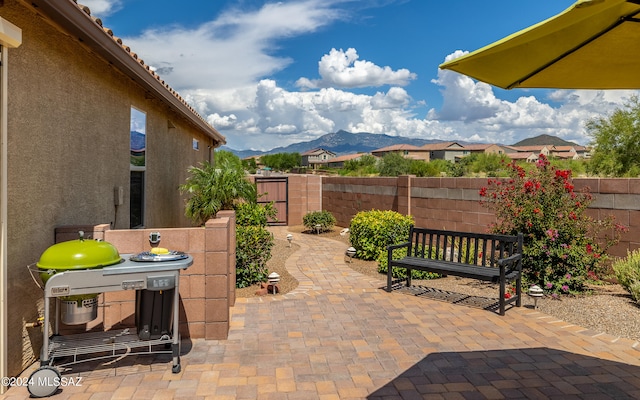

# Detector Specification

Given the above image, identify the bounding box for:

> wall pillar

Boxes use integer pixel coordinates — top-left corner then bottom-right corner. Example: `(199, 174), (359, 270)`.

(397, 175), (413, 217)
(216, 210), (236, 307)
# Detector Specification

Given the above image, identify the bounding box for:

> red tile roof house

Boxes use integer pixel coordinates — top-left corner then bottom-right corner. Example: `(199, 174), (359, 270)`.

(420, 141), (466, 162)
(301, 148), (337, 169)
(371, 144), (431, 161)
(325, 153), (368, 168)
(0, 0), (231, 383)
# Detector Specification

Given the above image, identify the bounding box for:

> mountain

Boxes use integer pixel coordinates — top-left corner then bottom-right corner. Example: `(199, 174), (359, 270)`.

(512, 134), (578, 147)
(222, 130), (445, 158)
(130, 130), (145, 151)
(222, 131), (579, 159)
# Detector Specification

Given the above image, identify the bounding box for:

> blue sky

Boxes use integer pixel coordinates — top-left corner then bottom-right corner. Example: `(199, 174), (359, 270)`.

(86, 0), (638, 151)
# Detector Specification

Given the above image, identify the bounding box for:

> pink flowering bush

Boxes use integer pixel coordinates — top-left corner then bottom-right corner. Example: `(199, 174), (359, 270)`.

(479, 155), (626, 294)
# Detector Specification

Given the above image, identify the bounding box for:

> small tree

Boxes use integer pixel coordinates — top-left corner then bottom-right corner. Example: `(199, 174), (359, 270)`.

(586, 95), (640, 177)
(242, 157), (258, 174)
(340, 154), (378, 176)
(479, 155), (626, 293)
(378, 152), (411, 176)
(180, 150), (257, 225)
(260, 152), (302, 171)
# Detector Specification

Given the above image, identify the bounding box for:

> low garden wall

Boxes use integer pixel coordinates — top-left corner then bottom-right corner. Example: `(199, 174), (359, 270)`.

(323, 176), (640, 258)
(54, 210), (236, 340)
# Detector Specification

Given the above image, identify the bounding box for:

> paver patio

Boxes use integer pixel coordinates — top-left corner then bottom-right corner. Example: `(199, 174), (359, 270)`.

(4, 225), (640, 399)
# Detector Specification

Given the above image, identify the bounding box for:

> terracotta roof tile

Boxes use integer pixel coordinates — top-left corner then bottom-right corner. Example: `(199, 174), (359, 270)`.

(372, 144), (421, 152)
(328, 153), (366, 163)
(420, 141), (462, 150)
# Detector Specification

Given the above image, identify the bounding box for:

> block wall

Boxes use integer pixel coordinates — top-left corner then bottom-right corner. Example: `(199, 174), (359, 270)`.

(54, 216), (234, 340)
(322, 177), (398, 226)
(322, 176), (640, 257)
(287, 174), (323, 225)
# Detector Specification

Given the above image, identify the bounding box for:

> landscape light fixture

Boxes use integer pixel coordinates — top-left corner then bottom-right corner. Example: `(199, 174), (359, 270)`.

(268, 272), (280, 295)
(346, 247), (356, 263)
(528, 285), (544, 309)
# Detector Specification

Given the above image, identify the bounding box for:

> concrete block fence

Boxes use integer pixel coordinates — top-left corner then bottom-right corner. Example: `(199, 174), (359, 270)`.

(322, 175), (640, 258)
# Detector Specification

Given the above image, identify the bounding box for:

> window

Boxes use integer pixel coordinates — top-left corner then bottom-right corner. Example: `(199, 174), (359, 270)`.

(130, 107), (146, 228)
(193, 138), (199, 151)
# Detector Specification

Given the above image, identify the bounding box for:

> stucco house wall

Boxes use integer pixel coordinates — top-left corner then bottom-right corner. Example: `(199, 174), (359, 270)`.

(1, 1), (224, 377)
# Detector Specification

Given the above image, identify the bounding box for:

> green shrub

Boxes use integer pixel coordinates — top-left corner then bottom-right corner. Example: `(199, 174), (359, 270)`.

(613, 249), (640, 303)
(235, 202), (277, 227)
(377, 246), (440, 280)
(303, 210), (336, 233)
(349, 210), (414, 260)
(234, 202), (276, 288)
(235, 225), (274, 288)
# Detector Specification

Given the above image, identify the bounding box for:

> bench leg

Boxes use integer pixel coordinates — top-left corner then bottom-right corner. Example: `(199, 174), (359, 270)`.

(499, 281), (505, 316)
(516, 275), (522, 307)
(386, 263), (393, 292)
(406, 268), (412, 287)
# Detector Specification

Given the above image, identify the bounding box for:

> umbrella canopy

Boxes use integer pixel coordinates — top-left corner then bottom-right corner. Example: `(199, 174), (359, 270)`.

(439, 0), (640, 89)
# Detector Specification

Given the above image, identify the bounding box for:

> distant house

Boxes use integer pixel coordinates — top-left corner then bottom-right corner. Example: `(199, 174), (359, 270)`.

(327, 153), (367, 168)
(301, 148), (337, 168)
(508, 145), (553, 156)
(243, 155), (263, 169)
(420, 142), (466, 162)
(0, 1), (225, 380)
(553, 151), (581, 160)
(505, 144), (587, 160)
(371, 144), (430, 161)
(553, 145), (589, 158)
(507, 152), (539, 162)
(463, 143), (505, 155)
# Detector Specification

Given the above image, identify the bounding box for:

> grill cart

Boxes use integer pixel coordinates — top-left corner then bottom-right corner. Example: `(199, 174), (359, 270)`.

(27, 234), (192, 397)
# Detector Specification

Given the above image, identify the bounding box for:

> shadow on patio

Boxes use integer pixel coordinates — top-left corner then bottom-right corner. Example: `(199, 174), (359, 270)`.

(367, 347), (640, 399)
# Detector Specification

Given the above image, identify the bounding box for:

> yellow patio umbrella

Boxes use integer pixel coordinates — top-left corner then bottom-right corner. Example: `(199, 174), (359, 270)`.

(439, 0), (640, 89)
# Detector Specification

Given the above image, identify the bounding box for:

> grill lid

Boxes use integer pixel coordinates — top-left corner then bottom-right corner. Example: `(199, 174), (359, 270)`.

(36, 231), (122, 270)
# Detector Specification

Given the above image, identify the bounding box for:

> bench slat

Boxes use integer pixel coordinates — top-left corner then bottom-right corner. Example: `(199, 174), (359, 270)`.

(390, 257), (520, 282)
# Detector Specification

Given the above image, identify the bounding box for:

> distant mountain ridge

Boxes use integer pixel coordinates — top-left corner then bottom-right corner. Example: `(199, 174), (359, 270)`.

(222, 131), (579, 159)
(130, 130), (145, 151)
(512, 134), (578, 147)
(223, 130), (447, 159)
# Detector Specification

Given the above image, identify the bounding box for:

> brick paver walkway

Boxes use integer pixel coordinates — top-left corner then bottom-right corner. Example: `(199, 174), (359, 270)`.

(4, 226), (640, 399)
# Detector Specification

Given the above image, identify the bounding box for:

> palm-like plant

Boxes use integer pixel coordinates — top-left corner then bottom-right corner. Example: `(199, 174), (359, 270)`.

(180, 151), (257, 225)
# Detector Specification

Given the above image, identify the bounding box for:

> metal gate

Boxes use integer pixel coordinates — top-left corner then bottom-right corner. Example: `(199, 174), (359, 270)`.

(255, 176), (288, 225)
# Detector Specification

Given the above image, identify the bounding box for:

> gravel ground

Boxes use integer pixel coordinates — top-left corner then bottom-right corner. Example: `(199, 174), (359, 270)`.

(236, 226), (640, 342)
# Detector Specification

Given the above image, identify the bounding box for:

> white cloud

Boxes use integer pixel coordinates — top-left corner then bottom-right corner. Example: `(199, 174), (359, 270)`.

(207, 113), (237, 129)
(80, 0), (122, 16)
(425, 52), (640, 146)
(122, 0), (341, 91)
(116, 0), (639, 151)
(296, 48), (416, 89)
(214, 64), (637, 150)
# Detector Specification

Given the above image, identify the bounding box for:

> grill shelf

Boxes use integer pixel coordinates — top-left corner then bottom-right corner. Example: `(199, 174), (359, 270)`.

(46, 329), (174, 368)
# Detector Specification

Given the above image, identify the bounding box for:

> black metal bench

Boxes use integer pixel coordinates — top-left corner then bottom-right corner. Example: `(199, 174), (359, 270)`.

(386, 227), (524, 315)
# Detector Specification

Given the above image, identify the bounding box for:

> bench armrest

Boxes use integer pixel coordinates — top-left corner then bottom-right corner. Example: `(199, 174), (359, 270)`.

(387, 242), (410, 251)
(497, 253), (522, 271)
